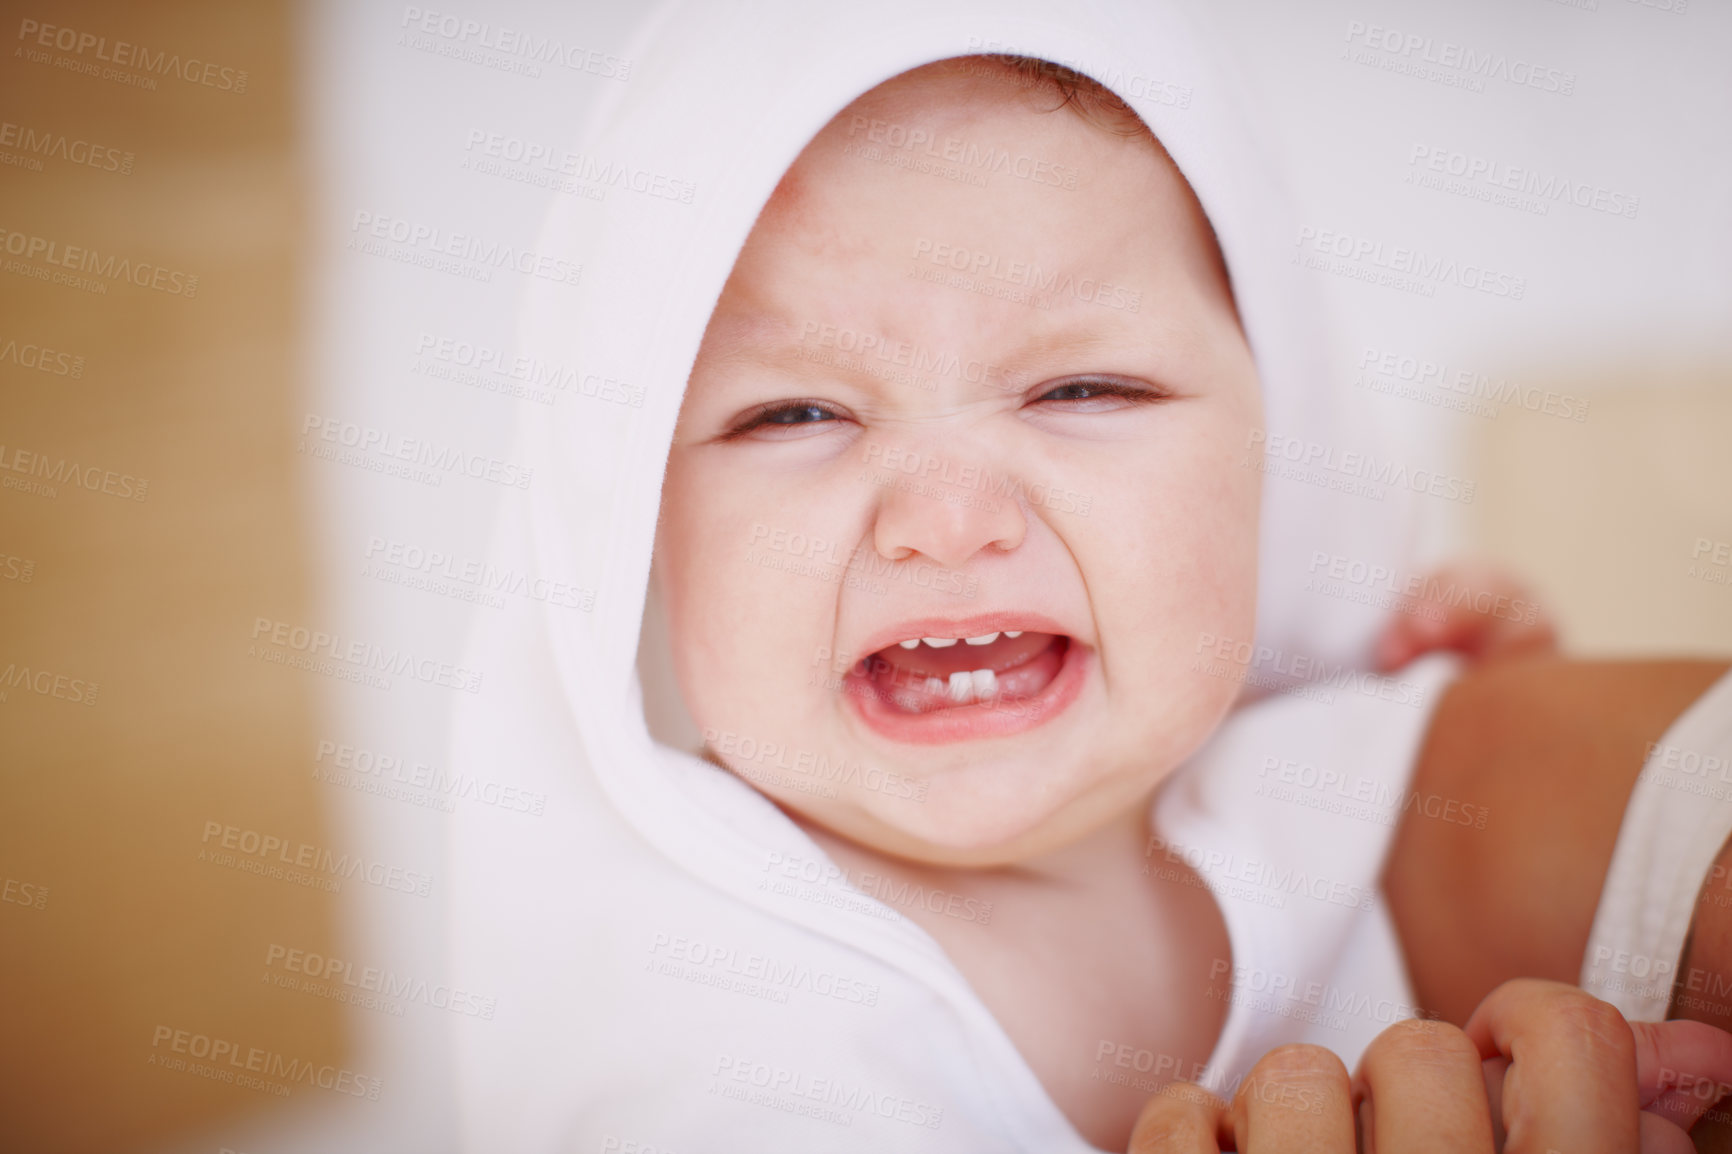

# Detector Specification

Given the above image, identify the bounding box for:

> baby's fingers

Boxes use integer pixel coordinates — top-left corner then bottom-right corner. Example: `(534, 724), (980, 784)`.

(1373, 562), (1556, 671)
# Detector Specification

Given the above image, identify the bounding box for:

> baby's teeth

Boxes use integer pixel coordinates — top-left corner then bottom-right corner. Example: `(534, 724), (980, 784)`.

(1004, 630), (1022, 639)
(923, 637), (958, 648)
(934, 669), (998, 705)
(964, 632), (999, 646)
(898, 639), (921, 650)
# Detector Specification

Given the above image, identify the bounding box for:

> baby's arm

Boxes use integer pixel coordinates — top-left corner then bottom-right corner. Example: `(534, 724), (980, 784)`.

(1382, 655), (1729, 1025)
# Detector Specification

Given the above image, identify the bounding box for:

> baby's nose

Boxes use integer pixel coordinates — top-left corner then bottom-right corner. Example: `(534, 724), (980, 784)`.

(866, 452), (1027, 570)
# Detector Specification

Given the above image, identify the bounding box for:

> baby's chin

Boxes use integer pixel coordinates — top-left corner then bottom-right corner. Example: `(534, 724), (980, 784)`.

(813, 689), (1229, 866)
(782, 739), (1166, 868)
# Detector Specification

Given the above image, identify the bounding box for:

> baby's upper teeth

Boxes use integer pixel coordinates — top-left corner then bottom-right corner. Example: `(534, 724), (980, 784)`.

(891, 632), (1027, 656)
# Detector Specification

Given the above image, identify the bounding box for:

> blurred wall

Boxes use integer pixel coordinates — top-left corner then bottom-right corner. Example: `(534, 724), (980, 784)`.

(1189, 0), (1732, 656)
(1467, 368), (1732, 655)
(0, 2), (347, 1152)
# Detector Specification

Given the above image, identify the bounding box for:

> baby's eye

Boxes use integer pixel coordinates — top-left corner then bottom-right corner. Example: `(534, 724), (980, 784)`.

(1030, 376), (1165, 408)
(722, 399), (852, 440)
(761, 402), (839, 425)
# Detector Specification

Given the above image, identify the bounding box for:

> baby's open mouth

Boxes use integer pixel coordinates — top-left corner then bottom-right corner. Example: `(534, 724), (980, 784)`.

(855, 631), (1070, 714)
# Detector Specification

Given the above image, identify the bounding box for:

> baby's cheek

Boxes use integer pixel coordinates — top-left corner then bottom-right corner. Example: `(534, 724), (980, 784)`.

(1093, 472), (1256, 755)
(669, 538), (838, 741)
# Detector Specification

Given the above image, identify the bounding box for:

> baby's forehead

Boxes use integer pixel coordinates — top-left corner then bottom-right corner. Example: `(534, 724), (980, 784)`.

(832, 60), (1042, 137)
(761, 60), (1161, 226)
(832, 56), (1151, 141)
(705, 289), (1126, 379)
(700, 57), (1239, 377)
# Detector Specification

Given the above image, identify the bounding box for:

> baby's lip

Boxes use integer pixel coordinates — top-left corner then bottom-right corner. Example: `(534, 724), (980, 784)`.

(841, 628), (1090, 742)
(852, 612), (1082, 662)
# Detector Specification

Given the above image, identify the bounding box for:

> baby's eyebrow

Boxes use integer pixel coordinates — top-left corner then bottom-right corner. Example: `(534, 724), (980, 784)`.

(704, 302), (1149, 400)
(699, 310), (789, 366)
(1006, 325), (1119, 370)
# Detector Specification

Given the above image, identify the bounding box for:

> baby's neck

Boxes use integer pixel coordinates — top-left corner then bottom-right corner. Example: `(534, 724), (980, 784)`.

(786, 794), (1230, 1152)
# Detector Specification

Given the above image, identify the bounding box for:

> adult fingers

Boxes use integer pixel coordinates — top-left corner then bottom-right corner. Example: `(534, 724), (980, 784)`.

(1627, 1018), (1732, 1138)
(1481, 1055), (1510, 1149)
(1637, 1111), (1696, 1154)
(1473, 1017), (1726, 1153)
(1354, 1017), (1496, 1154)
(1229, 1044), (1355, 1154)
(1464, 978), (1639, 1154)
(1126, 1081), (1231, 1154)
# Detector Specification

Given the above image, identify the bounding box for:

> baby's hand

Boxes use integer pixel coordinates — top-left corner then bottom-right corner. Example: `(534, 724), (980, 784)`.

(1124, 978), (1732, 1152)
(1373, 561), (1558, 672)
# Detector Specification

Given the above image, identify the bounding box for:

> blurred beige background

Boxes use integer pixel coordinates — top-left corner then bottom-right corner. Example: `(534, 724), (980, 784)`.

(0, 2), (345, 1152)
(1466, 369), (1732, 656)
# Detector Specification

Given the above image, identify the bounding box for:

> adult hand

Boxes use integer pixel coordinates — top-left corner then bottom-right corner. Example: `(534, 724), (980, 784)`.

(1125, 979), (1732, 1152)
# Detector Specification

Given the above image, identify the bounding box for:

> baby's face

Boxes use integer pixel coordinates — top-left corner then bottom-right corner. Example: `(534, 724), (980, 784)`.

(656, 62), (1262, 866)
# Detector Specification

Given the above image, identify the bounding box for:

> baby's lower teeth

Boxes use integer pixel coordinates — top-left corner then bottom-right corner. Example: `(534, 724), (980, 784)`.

(942, 669), (999, 705)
